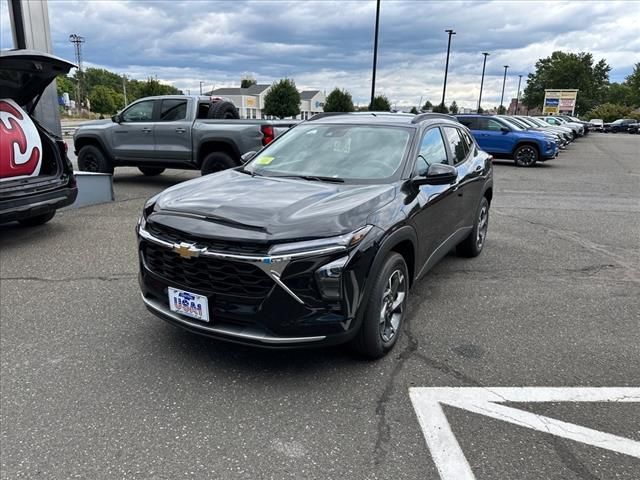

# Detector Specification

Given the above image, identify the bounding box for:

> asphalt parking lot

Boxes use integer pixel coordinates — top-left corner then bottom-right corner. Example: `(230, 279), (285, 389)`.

(1, 134), (639, 479)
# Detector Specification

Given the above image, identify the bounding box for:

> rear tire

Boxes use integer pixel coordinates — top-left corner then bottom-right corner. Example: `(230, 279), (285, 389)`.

(78, 145), (113, 174)
(201, 152), (236, 175)
(513, 144), (538, 167)
(138, 167), (165, 176)
(353, 252), (409, 359)
(18, 211), (56, 227)
(207, 101), (240, 120)
(457, 197), (489, 258)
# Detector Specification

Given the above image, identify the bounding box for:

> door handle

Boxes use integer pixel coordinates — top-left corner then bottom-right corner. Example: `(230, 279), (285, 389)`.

(474, 165), (483, 173)
(141, 128), (152, 134)
(175, 128), (186, 134)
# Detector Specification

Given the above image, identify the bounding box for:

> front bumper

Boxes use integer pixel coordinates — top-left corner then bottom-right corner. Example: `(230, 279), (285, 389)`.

(0, 185), (77, 223)
(137, 224), (378, 347)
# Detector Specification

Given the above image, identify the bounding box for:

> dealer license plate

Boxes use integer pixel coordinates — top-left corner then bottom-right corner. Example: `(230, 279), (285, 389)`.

(168, 287), (210, 322)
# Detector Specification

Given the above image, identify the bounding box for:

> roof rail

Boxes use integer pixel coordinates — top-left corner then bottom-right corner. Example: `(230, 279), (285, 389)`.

(411, 112), (459, 124)
(308, 112), (350, 121)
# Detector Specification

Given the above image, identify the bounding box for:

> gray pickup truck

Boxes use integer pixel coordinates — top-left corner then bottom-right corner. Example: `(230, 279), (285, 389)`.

(73, 95), (295, 176)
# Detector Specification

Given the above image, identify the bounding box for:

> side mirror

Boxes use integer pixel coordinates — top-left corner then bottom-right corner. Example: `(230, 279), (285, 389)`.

(500, 127), (510, 133)
(111, 114), (121, 123)
(413, 163), (457, 186)
(241, 151), (257, 163)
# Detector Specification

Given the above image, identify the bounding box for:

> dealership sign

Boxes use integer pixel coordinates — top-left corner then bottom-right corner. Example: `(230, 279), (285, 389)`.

(543, 89), (578, 115)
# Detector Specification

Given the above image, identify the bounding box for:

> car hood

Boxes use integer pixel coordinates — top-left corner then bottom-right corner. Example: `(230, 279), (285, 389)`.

(151, 169), (397, 242)
(0, 50), (75, 108)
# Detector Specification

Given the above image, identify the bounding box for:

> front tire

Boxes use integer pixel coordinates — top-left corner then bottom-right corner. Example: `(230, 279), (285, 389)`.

(201, 152), (235, 175)
(353, 252), (409, 359)
(138, 167), (165, 176)
(514, 144), (538, 167)
(78, 145), (113, 174)
(18, 211), (56, 227)
(457, 196), (489, 257)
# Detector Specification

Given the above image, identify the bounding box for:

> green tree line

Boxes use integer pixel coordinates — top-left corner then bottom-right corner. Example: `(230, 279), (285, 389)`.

(57, 67), (182, 115)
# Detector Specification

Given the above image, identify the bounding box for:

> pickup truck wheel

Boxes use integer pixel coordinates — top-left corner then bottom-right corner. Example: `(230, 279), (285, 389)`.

(201, 152), (235, 175)
(352, 252), (409, 359)
(138, 167), (165, 176)
(514, 144), (538, 167)
(207, 101), (240, 120)
(78, 145), (113, 174)
(18, 211), (56, 226)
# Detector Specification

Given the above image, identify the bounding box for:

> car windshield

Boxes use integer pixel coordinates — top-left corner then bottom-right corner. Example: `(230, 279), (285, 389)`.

(611, 119), (624, 124)
(245, 124), (412, 182)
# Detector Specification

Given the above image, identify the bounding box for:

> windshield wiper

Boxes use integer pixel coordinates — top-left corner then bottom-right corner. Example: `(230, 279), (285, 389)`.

(268, 174), (345, 183)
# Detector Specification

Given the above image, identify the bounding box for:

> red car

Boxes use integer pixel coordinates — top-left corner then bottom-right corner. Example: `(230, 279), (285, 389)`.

(0, 50), (77, 226)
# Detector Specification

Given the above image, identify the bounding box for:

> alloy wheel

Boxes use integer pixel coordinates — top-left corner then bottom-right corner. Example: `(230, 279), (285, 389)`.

(477, 204), (489, 249)
(516, 146), (536, 166)
(379, 269), (407, 343)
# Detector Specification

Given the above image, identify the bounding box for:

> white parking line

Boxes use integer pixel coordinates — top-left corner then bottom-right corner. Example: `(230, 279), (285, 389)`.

(409, 387), (640, 480)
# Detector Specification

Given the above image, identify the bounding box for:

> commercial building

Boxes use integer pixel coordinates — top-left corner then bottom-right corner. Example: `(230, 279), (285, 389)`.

(205, 85), (325, 119)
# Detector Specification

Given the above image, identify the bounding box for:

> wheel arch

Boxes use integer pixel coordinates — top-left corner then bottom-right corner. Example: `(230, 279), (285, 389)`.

(74, 135), (113, 161)
(197, 140), (241, 167)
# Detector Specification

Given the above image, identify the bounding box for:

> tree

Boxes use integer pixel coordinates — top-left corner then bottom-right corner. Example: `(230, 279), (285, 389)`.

(477, 106), (484, 114)
(89, 85), (117, 114)
(432, 103), (449, 113)
(497, 105), (507, 114)
(56, 75), (76, 100)
(449, 101), (459, 114)
(323, 88), (355, 112)
(625, 63), (640, 107)
(241, 77), (257, 88)
(585, 103), (633, 122)
(369, 94), (391, 111)
(409, 106), (418, 114)
(422, 100), (433, 111)
(521, 51), (611, 115)
(263, 78), (301, 118)
(604, 83), (632, 106)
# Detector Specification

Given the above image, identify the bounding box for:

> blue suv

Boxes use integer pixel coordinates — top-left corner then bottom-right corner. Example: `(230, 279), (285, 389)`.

(456, 115), (558, 167)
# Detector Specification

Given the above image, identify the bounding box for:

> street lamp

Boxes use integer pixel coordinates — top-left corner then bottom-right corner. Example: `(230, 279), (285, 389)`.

(477, 52), (490, 113)
(515, 74), (523, 114)
(441, 29), (456, 109)
(499, 65), (509, 113)
(370, 0), (381, 108)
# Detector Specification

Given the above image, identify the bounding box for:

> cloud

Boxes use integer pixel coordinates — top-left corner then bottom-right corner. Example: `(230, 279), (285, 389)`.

(1, 0), (638, 108)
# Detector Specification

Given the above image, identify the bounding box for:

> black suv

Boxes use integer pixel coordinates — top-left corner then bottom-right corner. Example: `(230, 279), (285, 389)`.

(137, 113), (493, 357)
(0, 50), (77, 225)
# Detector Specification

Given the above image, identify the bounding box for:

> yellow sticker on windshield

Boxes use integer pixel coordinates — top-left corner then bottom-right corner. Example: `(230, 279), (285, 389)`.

(256, 156), (274, 165)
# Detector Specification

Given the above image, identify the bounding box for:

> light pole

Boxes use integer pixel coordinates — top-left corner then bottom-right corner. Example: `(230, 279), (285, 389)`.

(477, 52), (489, 113)
(515, 74), (523, 114)
(370, 0), (381, 108)
(499, 65), (509, 113)
(441, 29), (456, 109)
(199, 81), (204, 95)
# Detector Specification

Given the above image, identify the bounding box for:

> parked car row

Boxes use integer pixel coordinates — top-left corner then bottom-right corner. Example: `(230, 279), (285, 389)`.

(602, 118), (639, 134)
(455, 113), (588, 167)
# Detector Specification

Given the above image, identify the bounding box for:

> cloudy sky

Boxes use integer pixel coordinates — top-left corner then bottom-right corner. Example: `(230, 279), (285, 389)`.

(1, 0), (639, 109)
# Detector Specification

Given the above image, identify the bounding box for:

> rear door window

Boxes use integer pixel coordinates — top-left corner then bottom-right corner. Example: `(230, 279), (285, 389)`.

(159, 99), (187, 121)
(442, 127), (469, 165)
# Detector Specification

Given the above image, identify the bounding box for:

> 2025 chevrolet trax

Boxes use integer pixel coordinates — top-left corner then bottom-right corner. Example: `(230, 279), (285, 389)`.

(137, 113), (493, 358)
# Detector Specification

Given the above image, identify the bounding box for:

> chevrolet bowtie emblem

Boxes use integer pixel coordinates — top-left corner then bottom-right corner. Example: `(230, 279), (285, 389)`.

(173, 242), (201, 259)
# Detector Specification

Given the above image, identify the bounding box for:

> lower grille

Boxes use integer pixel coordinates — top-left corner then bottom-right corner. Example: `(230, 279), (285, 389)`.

(143, 242), (273, 297)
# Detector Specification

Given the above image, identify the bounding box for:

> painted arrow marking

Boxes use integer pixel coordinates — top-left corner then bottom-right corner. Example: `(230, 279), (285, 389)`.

(409, 387), (640, 480)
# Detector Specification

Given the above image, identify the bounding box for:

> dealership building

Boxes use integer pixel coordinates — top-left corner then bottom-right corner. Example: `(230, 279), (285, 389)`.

(205, 84), (325, 120)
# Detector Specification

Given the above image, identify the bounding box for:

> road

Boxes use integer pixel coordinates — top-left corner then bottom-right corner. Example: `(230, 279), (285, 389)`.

(1, 134), (639, 479)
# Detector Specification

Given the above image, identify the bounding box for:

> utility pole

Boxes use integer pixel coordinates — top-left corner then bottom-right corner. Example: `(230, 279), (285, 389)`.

(499, 65), (509, 113)
(441, 29), (456, 109)
(69, 34), (85, 110)
(370, 0), (381, 108)
(515, 74), (523, 114)
(477, 52), (489, 113)
(122, 75), (128, 106)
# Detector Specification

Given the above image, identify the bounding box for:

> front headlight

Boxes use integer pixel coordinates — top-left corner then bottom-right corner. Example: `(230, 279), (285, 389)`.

(268, 225), (373, 256)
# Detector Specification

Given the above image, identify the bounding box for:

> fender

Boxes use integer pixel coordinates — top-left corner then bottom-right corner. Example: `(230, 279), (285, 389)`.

(196, 138), (242, 166)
